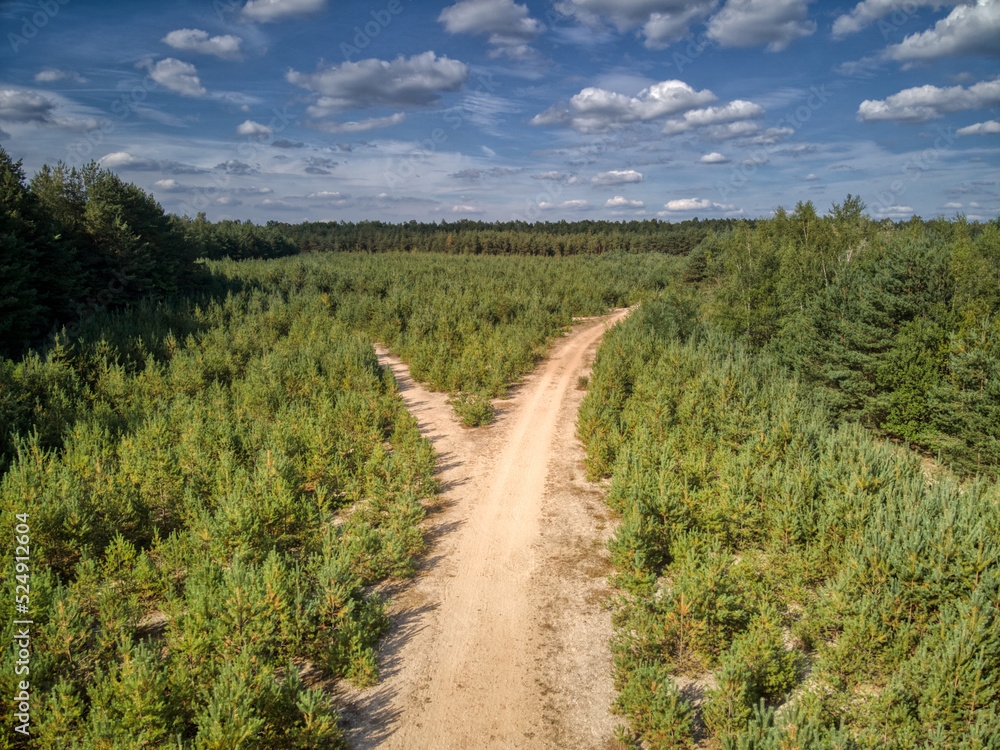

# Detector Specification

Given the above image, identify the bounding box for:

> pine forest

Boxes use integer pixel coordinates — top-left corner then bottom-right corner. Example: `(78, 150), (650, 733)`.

(2, 149), (999, 748)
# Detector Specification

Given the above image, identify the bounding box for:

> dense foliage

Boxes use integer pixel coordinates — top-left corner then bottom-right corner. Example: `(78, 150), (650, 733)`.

(0, 243), (674, 746)
(580, 299), (1000, 746)
(205, 251), (674, 404)
(691, 199), (1000, 477)
(0, 286), (437, 748)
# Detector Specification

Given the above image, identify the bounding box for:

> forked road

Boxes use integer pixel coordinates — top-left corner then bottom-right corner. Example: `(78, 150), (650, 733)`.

(340, 308), (631, 750)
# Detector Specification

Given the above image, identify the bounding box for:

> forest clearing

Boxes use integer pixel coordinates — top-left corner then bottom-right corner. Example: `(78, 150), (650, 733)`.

(2, 147), (999, 748)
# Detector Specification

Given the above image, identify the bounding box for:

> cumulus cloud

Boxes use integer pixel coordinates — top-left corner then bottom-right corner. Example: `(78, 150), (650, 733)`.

(591, 169), (644, 185)
(858, 78), (1000, 122)
(215, 160), (259, 175)
(144, 58), (207, 97)
(700, 152), (730, 163)
(439, 0), (544, 57)
(957, 119), (1000, 134)
(162, 29), (244, 60)
(884, 1), (1000, 63)
(34, 68), (87, 84)
(606, 196), (645, 207)
(532, 79), (717, 133)
(832, 0), (958, 38)
(100, 152), (151, 169)
(287, 52), (469, 114)
(451, 204), (485, 213)
(707, 0), (816, 52)
(236, 119), (273, 137)
(703, 119), (766, 140)
(242, 0), (326, 22)
(0, 89), (56, 122)
(556, 0), (719, 48)
(310, 113), (406, 133)
(662, 197), (735, 211)
(661, 99), (764, 134)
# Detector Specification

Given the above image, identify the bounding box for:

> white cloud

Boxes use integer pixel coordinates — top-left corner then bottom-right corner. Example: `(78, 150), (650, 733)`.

(804, 173), (820, 181)
(606, 195), (645, 207)
(145, 58), (207, 97)
(162, 29), (244, 60)
(556, 0), (719, 48)
(661, 99), (764, 134)
(96, 152), (205, 174)
(310, 113), (406, 133)
(532, 79), (717, 133)
(532, 171), (571, 181)
(832, 0), (959, 38)
(700, 151), (730, 163)
(591, 169), (644, 185)
(451, 204), (485, 213)
(943, 201), (964, 208)
(100, 152), (153, 169)
(242, 0), (326, 22)
(34, 68), (87, 84)
(308, 190), (346, 200)
(439, 0), (544, 57)
(707, 0), (816, 52)
(885, 1), (1000, 63)
(662, 197), (735, 211)
(703, 120), (765, 140)
(642, 3), (720, 46)
(236, 119), (273, 137)
(153, 178), (184, 191)
(957, 119), (1000, 134)
(858, 78), (1000, 122)
(287, 52), (469, 113)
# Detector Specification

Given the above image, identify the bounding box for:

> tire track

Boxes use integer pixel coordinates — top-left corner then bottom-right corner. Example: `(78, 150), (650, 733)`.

(339, 308), (630, 749)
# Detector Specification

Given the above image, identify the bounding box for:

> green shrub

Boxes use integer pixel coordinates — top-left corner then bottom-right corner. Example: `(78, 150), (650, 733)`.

(448, 391), (496, 427)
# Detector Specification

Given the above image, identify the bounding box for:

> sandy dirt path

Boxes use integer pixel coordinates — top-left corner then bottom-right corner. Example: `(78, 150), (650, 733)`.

(337, 308), (630, 750)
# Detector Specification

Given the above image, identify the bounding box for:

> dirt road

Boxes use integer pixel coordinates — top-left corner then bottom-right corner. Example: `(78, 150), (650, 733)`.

(338, 309), (630, 749)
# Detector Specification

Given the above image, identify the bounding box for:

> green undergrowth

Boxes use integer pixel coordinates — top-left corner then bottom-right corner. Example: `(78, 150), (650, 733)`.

(0, 289), (436, 748)
(205, 252), (679, 422)
(579, 298), (1000, 748)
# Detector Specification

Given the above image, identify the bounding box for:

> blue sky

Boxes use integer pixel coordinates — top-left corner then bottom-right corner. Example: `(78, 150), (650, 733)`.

(1, 0), (998, 222)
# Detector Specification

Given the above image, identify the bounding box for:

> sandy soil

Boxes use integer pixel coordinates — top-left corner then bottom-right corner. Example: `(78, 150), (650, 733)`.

(336, 309), (631, 750)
